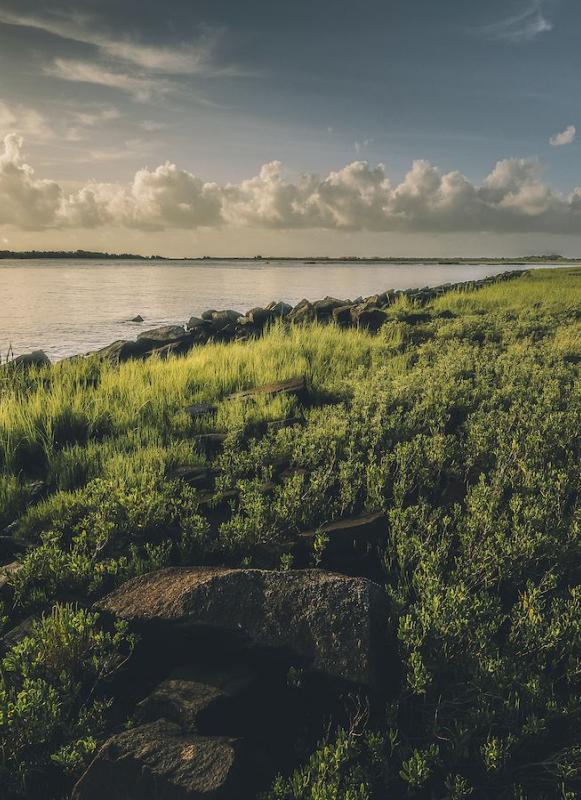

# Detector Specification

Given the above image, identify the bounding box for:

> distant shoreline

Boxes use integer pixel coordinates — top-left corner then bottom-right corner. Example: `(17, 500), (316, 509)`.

(1, 250), (579, 265)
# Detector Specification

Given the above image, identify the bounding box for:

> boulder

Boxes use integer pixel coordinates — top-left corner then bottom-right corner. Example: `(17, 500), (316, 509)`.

(351, 307), (388, 331)
(288, 299), (316, 324)
(298, 512), (387, 552)
(245, 307), (275, 327)
(8, 350), (51, 369)
(130, 315), (144, 323)
(72, 721), (245, 800)
(266, 301), (292, 317)
(332, 304), (354, 325)
(167, 466), (213, 490)
(313, 297), (347, 317)
(210, 311), (242, 330)
(137, 325), (188, 344)
(97, 567), (390, 689)
(0, 561), (21, 595)
(93, 339), (156, 363)
(201, 309), (217, 321)
(186, 316), (209, 331)
(227, 376), (309, 404)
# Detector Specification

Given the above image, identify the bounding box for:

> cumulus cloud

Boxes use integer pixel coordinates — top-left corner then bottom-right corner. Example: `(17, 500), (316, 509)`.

(550, 125), (576, 147)
(1, 134), (581, 235)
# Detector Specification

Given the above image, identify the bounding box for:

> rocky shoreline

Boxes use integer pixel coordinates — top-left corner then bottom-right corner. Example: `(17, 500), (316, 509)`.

(7, 270), (526, 368)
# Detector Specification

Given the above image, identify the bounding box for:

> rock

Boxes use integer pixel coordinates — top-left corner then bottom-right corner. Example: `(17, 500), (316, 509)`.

(0, 561), (21, 595)
(245, 307), (275, 327)
(137, 325), (188, 344)
(8, 350), (51, 369)
(201, 309), (217, 321)
(296, 513), (387, 576)
(185, 403), (217, 419)
(130, 315), (144, 323)
(332, 304), (354, 325)
(167, 466), (213, 489)
(313, 297), (347, 316)
(288, 299), (316, 324)
(210, 311), (242, 330)
(93, 339), (156, 363)
(97, 567), (390, 689)
(351, 307), (388, 331)
(227, 376), (309, 404)
(186, 316), (209, 331)
(135, 666), (253, 730)
(72, 721), (246, 800)
(193, 433), (228, 451)
(266, 301), (292, 317)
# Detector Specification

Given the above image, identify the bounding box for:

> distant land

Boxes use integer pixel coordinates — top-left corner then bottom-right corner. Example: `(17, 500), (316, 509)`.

(0, 250), (579, 264)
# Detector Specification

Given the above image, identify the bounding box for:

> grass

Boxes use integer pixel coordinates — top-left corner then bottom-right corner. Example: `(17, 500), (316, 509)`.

(0, 266), (580, 799)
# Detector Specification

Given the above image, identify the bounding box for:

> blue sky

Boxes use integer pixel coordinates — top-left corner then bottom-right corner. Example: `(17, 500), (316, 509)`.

(0, 0), (580, 256)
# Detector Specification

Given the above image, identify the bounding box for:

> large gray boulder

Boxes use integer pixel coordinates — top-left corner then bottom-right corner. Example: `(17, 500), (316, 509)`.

(72, 721), (245, 800)
(97, 567), (389, 689)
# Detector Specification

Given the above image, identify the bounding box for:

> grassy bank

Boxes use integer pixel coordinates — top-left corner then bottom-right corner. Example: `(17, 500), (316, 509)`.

(0, 268), (579, 798)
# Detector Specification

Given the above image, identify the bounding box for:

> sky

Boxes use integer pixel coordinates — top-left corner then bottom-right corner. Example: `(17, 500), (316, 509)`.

(0, 0), (580, 257)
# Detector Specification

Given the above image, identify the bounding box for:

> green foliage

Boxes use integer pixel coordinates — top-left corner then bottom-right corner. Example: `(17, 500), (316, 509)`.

(0, 605), (134, 797)
(263, 728), (388, 800)
(0, 268), (579, 798)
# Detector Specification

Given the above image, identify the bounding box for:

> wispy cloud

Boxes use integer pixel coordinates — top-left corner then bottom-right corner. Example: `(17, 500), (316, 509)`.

(550, 124), (576, 146)
(0, 9), (214, 75)
(476, 1), (553, 43)
(354, 138), (374, 155)
(44, 59), (170, 102)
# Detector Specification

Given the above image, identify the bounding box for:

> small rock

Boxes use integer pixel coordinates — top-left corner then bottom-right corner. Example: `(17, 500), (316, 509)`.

(130, 315), (144, 323)
(227, 376), (309, 404)
(184, 403), (217, 419)
(186, 316), (208, 331)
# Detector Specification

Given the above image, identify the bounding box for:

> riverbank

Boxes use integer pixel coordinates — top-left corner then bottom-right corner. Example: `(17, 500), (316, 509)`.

(0, 267), (579, 799)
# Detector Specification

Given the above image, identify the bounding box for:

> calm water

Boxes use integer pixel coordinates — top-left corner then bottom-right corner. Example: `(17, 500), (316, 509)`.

(0, 259), (551, 361)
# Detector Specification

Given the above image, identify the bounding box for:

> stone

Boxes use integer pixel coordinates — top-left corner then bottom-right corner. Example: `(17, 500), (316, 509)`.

(167, 466), (213, 489)
(298, 512), (386, 551)
(72, 721), (245, 800)
(8, 350), (51, 369)
(130, 315), (144, 323)
(135, 666), (253, 730)
(266, 301), (292, 317)
(186, 316), (209, 331)
(210, 311), (242, 330)
(201, 309), (217, 321)
(332, 304), (354, 325)
(313, 297), (347, 316)
(0, 561), (21, 595)
(227, 376), (308, 404)
(351, 307), (388, 331)
(93, 339), (155, 363)
(137, 325), (188, 344)
(288, 300), (316, 324)
(185, 403), (217, 419)
(97, 567), (390, 689)
(245, 307), (275, 327)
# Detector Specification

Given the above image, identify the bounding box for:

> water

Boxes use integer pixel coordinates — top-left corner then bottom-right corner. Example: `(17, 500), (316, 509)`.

(0, 259), (552, 361)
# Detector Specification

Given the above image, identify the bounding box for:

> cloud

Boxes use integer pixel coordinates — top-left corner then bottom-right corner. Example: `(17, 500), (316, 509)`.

(0, 101), (53, 141)
(477, 1), (553, 43)
(45, 59), (171, 101)
(1, 134), (581, 235)
(0, 8), (215, 75)
(550, 125), (576, 147)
